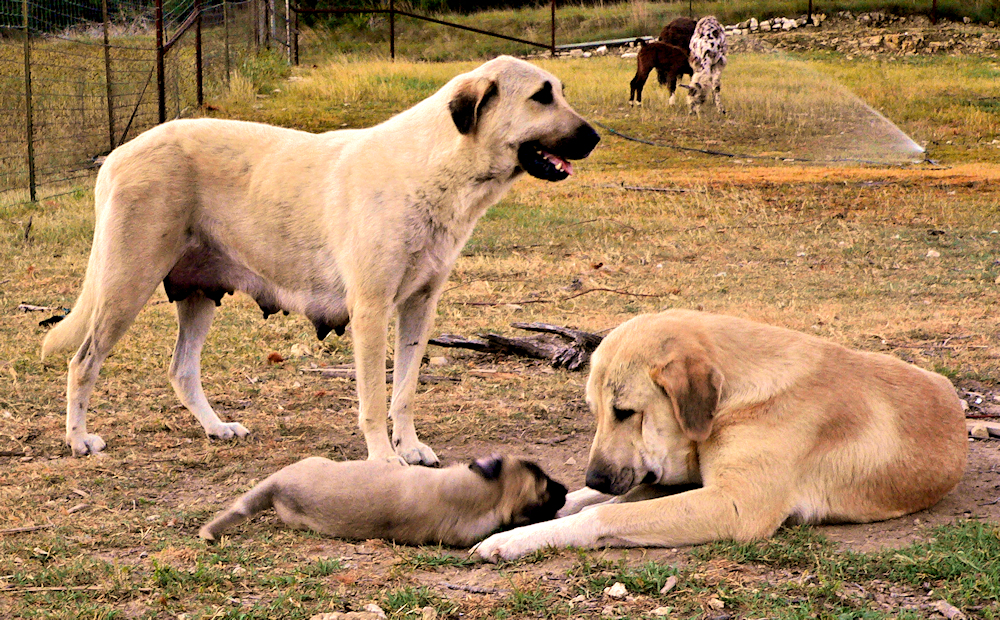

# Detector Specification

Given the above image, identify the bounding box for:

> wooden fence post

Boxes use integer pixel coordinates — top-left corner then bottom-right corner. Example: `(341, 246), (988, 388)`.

(22, 0), (36, 202)
(223, 0), (231, 85)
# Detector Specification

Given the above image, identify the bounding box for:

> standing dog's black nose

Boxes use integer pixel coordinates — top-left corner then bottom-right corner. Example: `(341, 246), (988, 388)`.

(570, 122), (601, 160)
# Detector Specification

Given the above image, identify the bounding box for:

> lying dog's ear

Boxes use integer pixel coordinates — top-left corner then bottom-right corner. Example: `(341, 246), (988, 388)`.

(449, 77), (498, 135)
(650, 355), (722, 442)
(470, 454), (504, 480)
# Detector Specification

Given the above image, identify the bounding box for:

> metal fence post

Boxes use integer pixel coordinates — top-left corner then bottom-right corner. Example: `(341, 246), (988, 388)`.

(156, 0), (166, 123)
(22, 0), (36, 202)
(390, 0), (395, 60)
(102, 0), (116, 151)
(550, 0), (555, 55)
(224, 0), (231, 85)
(196, 0), (204, 107)
(285, 0), (292, 63)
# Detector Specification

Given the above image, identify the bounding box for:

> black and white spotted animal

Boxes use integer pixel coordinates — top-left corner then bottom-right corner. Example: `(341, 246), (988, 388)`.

(687, 16), (728, 116)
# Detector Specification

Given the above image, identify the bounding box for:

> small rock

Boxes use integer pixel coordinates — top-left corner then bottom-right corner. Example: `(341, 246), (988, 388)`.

(604, 582), (628, 599)
(364, 604), (387, 620)
(708, 597), (725, 610)
(651, 607), (672, 616)
(970, 424), (990, 440)
(932, 599), (966, 620)
(428, 356), (449, 367)
(594, 45), (608, 55)
(232, 565), (247, 577)
(565, 456), (577, 465)
(621, 52), (638, 59)
(290, 343), (312, 357)
(420, 607), (437, 620)
(601, 605), (617, 616)
(926, 249), (940, 258)
(659, 575), (678, 595)
(569, 48), (584, 58)
(960, 399), (969, 411)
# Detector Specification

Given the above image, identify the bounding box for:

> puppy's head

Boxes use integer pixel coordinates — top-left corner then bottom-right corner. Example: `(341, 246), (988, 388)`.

(470, 455), (567, 528)
(585, 312), (722, 496)
(447, 56), (599, 182)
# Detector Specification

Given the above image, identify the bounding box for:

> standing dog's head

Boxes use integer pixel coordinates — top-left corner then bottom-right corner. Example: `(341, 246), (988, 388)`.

(446, 56), (600, 182)
(584, 313), (723, 496)
(469, 454), (568, 528)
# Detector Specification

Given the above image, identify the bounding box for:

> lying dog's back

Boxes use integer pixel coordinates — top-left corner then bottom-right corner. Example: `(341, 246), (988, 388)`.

(200, 455), (566, 547)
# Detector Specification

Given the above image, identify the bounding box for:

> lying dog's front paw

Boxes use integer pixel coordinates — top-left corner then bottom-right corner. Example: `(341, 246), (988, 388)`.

(67, 433), (107, 457)
(207, 422), (250, 441)
(473, 528), (546, 563)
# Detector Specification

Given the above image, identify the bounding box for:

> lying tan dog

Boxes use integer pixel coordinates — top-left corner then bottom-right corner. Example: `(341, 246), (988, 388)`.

(475, 309), (968, 560)
(41, 56), (599, 464)
(200, 455), (566, 547)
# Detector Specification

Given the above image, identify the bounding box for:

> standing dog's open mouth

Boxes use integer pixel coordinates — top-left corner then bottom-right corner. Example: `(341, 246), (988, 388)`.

(518, 141), (575, 181)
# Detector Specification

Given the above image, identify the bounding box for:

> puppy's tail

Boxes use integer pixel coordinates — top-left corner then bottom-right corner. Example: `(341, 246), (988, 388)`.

(199, 478), (277, 543)
(40, 254), (99, 362)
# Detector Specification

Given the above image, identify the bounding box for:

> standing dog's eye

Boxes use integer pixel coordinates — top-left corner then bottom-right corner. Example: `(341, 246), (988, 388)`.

(613, 407), (638, 422)
(531, 82), (554, 105)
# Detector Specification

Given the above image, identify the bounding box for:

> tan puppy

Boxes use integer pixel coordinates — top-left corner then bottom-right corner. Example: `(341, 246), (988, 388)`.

(41, 56), (599, 463)
(200, 455), (567, 547)
(475, 309), (968, 560)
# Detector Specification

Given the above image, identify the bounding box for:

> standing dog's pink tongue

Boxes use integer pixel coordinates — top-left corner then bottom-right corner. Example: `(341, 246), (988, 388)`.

(542, 151), (574, 176)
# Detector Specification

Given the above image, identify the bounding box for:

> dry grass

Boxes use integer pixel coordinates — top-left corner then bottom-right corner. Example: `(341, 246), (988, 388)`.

(1, 49), (999, 619)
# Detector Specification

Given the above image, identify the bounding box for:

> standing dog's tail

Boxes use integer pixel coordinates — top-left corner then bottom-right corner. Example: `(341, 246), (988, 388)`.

(40, 254), (99, 362)
(199, 477), (277, 542)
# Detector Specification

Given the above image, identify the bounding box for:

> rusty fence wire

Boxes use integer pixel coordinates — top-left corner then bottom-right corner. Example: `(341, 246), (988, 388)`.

(0, 0), (265, 205)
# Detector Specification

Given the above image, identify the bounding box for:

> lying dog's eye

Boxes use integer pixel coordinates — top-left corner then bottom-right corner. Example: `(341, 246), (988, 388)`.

(531, 82), (554, 105)
(613, 407), (638, 422)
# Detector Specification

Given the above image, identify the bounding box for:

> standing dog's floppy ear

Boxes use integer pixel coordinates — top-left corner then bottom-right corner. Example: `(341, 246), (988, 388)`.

(449, 77), (499, 135)
(650, 355), (722, 442)
(470, 454), (504, 480)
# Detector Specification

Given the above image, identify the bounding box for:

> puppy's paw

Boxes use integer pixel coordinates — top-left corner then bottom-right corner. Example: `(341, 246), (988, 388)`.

(394, 440), (440, 468)
(67, 433), (107, 457)
(207, 422), (250, 441)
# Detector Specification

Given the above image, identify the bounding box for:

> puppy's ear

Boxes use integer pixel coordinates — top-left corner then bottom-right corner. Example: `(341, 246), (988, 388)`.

(470, 454), (504, 480)
(449, 77), (498, 135)
(650, 355), (722, 442)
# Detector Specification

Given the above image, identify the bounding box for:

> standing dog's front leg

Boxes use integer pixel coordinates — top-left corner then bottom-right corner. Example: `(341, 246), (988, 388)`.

(389, 287), (442, 466)
(350, 301), (398, 463)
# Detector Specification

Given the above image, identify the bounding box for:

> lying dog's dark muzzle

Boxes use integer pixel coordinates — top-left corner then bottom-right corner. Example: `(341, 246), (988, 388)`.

(518, 122), (600, 182)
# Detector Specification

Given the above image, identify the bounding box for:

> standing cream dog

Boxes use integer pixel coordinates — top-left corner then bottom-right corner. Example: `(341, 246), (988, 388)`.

(474, 309), (968, 561)
(41, 56), (599, 463)
(199, 454), (567, 547)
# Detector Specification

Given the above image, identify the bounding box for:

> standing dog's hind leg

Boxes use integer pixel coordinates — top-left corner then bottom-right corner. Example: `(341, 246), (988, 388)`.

(170, 292), (249, 441)
(65, 292), (154, 455)
(389, 289), (442, 466)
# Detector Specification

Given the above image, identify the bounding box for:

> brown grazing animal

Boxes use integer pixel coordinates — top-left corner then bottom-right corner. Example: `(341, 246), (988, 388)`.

(657, 16), (697, 52)
(475, 309), (967, 561)
(628, 41), (693, 106)
(200, 455), (567, 547)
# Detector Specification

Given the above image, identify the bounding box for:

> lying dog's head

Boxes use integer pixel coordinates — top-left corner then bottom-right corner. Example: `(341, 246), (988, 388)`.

(470, 454), (567, 528)
(584, 312), (723, 496)
(447, 56), (599, 182)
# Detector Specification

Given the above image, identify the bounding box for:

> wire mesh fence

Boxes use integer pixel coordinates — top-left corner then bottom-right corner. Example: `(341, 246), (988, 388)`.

(0, 0), (270, 205)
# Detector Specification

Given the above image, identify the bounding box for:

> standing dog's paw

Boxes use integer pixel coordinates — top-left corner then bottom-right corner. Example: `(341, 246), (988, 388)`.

(67, 433), (107, 457)
(206, 422), (250, 441)
(394, 440), (440, 468)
